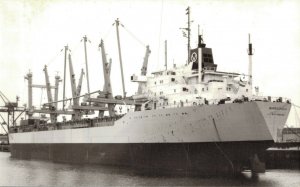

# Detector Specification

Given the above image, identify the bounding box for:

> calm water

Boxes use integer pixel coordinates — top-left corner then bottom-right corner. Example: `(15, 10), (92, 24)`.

(0, 152), (299, 187)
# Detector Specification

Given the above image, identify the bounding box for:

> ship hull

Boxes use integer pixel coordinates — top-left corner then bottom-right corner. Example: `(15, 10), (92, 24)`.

(10, 141), (272, 176)
(9, 101), (291, 175)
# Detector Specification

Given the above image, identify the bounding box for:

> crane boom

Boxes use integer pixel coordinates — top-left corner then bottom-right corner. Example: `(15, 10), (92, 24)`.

(137, 45), (151, 94)
(100, 40), (113, 94)
(43, 65), (56, 123)
(76, 69), (84, 97)
(141, 45), (151, 76)
(99, 39), (115, 117)
(43, 65), (53, 104)
(68, 54), (78, 105)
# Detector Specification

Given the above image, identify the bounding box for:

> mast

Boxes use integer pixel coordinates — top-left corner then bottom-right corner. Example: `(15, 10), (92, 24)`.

(63, 45), (68, 110)
(25, 71), (32, 117)
(247, 34), (253, 87)
(186, 7), (191, 64)
(83, 35), (90, 94)
(115, 18), (126, 98)
(54, 74), (61, 109)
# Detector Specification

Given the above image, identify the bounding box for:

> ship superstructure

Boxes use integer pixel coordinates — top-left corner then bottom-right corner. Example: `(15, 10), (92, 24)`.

(132, 34), (253, 112)
(7, 8), (291, 176)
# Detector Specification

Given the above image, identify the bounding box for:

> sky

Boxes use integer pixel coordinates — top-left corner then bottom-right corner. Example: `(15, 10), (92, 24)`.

(0, 0), (300, 131)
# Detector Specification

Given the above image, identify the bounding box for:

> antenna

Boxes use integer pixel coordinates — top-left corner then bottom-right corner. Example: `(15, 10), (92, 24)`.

(180, 7), (191, 64)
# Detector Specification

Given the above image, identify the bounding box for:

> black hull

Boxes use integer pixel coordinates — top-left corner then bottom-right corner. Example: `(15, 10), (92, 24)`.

(10, 141), (273, 176)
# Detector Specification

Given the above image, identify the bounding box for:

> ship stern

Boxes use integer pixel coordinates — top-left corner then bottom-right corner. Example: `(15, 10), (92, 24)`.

(255, 101), (291, 142)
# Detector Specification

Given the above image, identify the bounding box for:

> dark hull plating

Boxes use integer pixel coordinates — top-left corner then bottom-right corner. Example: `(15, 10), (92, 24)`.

(10, 141), (272, 176)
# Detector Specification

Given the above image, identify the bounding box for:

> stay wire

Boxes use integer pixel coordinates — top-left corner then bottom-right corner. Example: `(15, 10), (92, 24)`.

(46, 49), (64, 67)
(121, 25), (146, 47)
(103, 25), (114, 41)
(293, 104), (300, 126)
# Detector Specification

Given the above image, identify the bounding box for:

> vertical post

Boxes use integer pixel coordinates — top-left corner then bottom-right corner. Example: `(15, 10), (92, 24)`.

(165, 40), (167, 70)
(83, 35), (90, 94)
(54, 75), (60, 109)
(12, 108), (15, 127)
(7, 112), (9, 134)
(63, 45), (68, 110)
(248, 34), (253, 87)
(25, 72), (33, 116)
(186, 7), (191, 64)
(115, 18), (126, 98)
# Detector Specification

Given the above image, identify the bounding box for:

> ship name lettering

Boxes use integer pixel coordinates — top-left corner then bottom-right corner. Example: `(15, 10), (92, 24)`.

(269, 107), (287, 110)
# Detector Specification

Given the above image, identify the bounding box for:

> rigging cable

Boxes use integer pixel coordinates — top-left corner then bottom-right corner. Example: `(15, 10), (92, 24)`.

(103, 25), (114, 41)
(284, 103), (300, 137)
(293, 104), (300, 126)
(46, 48), (64, 66)
(121, 25), (146, 47)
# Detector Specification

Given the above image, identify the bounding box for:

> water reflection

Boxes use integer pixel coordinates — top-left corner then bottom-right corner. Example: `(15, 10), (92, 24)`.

(0, 152), (299, 186)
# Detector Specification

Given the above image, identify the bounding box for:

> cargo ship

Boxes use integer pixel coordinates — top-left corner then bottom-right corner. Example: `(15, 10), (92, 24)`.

(8, 8), (291, 176)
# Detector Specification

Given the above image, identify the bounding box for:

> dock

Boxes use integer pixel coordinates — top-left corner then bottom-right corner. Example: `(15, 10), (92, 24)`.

(265, 127), (300, 169)
(0, 144), (10, 152)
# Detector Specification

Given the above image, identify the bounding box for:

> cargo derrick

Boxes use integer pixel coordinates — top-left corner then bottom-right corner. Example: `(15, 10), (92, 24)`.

(68, 54), (81, 120)
(76, 69), (84, 100)
(97, 40), (115, 117)
(0, 91), (25, 141)
(43, 65), (57, 123)
(25, 70), (62, 119)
